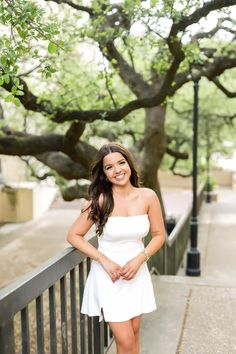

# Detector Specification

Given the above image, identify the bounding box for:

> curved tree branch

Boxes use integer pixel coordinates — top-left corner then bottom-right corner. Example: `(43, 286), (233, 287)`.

(2, 1), (236, 129)
(35, 152), (89, 180)
(44, 0), (93, 15)
(62, 183), (89, 201)
(170, 0), (236, 35)
(166, 147), (189, 160)
(191, 17), (235, 41)
(2, 52), (236, 126)
(0, 133), (63, 155)
(103, 41), (150, 97)
(2, 77), (53, 114)
(212, 77), (236, 97)
(0, 126), (96, 170)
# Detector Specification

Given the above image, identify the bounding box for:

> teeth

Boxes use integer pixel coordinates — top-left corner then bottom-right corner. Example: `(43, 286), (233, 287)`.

(115, 174), (124, 180)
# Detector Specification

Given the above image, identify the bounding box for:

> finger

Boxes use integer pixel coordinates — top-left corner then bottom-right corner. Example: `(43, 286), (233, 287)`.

(111, 272), (119, 280)
(122, 266), (130, 274)
(111, 274), (116, 282)
(117, 267), (123, 274)
(121, 270), (128, 278)
(123, 272), (133, 280)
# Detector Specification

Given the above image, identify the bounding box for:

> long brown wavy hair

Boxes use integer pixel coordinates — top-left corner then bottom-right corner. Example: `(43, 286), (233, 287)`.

(87, 142), (140, 236)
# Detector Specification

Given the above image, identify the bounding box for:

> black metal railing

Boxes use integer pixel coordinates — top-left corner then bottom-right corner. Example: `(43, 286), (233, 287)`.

(0, 238), (113, 354)
(164, 183), (205, 274)
(146, 183), (205, 275)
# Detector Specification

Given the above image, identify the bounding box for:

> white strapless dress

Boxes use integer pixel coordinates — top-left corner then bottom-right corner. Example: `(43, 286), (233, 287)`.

(81, 214), (157, 322)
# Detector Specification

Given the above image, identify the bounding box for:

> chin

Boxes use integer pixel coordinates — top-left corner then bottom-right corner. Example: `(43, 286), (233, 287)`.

(114, 178), (129, 185)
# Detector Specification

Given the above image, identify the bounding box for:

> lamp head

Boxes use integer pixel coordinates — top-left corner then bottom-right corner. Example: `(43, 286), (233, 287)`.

(189, 63), (203, 82)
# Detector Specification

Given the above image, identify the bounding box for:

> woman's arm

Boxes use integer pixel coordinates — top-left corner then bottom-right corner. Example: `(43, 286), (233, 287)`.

(67, 205), (101, 260)
(142, 189), (166, 258)
(67, 204), (123, 282)
(122, 189), (166, 280)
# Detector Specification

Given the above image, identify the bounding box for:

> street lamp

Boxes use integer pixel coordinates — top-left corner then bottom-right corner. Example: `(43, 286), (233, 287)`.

(186, 66), (201, 276)
(205, 118), (212, 203)
(0, 103), (4, 185)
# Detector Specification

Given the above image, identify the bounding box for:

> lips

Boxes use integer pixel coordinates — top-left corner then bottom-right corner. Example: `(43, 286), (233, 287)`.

(115, 173), (125, 181)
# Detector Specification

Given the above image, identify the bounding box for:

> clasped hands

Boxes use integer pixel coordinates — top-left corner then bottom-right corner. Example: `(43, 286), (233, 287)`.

(99, 254), (144, 283)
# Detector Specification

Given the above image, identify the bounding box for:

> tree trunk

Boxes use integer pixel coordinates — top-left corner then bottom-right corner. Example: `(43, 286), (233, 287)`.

(142, 105), (167, 214)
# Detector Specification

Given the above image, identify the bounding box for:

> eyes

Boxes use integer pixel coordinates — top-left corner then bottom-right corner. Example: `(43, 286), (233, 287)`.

(104, 160), (126, 171)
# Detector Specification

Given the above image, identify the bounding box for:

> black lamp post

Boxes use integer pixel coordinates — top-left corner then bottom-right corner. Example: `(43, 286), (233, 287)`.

(186, 68), (201, 276)
(0, 103), (4, 185)
(205, 118), (212, 203)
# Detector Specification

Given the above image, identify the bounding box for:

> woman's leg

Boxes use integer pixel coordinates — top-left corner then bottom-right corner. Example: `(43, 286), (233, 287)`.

(109, 320), (135, 354)
(131, 315), (142, 354)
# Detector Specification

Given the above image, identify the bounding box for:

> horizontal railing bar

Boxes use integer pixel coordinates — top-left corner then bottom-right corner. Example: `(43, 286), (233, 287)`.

(167, 204), (192, 247)
(0, 238), (97, 323)
(166, 183), (204, 247)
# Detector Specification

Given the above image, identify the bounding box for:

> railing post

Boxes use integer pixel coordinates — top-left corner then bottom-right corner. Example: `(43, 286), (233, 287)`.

(163, 240), (167, 275)
(0, 319), (15, 354)
(93, 317), (104, 354)
(174, 240), (177, 274)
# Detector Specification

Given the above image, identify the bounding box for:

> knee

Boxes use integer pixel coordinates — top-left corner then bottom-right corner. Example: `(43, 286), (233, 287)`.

(133, 324), (140, 338)
(116, 333), (135, 353)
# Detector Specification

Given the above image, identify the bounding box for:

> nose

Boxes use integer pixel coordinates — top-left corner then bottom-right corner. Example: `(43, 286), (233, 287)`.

(114, 164), (121, 174)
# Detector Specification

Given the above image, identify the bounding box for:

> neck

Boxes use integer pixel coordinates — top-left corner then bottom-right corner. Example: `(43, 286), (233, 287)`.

(112, 182), (134, 197)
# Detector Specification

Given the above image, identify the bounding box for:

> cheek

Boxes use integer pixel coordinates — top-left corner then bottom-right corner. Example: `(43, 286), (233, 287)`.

(126, 165), (131, 174)
(125, 167), (132, 179)
(103, 169), (112, 178)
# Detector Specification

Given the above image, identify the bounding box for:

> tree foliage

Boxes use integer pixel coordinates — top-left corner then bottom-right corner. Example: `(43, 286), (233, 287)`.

(163, 71), (236, 177)
(1, 0), (236, 203)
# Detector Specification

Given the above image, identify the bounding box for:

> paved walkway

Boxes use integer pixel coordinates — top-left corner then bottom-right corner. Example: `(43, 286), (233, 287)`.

(136, 187), (236, 354)
(0, 198), (85, 288)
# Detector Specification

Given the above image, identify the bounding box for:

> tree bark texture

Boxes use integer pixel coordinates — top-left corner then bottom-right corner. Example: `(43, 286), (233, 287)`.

(142, 105), (167, 211)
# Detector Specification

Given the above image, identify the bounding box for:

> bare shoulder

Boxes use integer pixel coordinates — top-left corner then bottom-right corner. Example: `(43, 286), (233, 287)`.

(81, 199), (92, 213)
(137, 187), (159, 212)
(138, 187), (158, 201)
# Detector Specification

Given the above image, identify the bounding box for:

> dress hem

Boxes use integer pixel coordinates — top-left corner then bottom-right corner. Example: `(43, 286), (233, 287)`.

(81, 306), (157, 323)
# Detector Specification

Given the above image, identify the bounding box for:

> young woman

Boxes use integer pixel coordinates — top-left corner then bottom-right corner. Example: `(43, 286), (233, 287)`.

(67, 142), (165, 354)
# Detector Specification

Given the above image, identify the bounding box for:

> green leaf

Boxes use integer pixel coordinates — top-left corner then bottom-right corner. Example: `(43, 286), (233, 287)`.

(3, 74), (10, 84)
(5, 94), (14, 103)
(1, 56), (7, 65)
(11, 86), (17, 94)
(13, 97), (21, 106)
(48, 42), (58, 54)
(13, 77), (20, 86)
(15, 90), (24, 96)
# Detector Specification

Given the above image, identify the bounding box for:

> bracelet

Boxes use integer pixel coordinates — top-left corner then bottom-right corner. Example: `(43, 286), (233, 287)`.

(94, 252), (104, 263)
(95, 253), (103, 263)
(141, 249), (150, 262)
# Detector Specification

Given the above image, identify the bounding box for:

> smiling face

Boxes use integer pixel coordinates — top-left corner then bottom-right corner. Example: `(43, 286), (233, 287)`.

(103, 152), (132, 186)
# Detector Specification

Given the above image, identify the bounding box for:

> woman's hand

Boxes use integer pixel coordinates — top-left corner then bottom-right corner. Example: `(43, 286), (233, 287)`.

(98, 254), (123, 283)
(121, 253), (144, 280)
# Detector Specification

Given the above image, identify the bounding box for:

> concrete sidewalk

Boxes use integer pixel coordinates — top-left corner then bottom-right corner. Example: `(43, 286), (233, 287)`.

(138, 188), (236, 354)
(0, 198), (85, 288)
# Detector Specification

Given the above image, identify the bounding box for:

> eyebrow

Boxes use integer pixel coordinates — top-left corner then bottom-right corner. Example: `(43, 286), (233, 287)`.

(103, 158), (125, 168)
